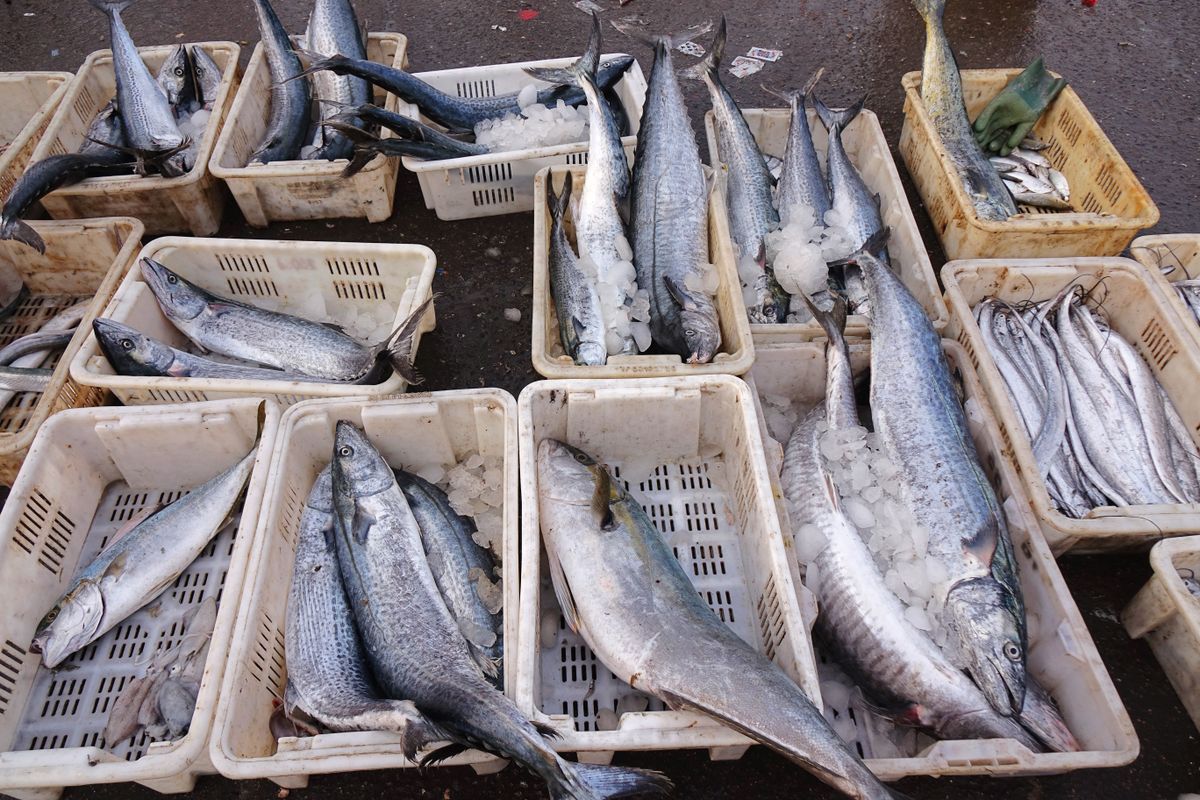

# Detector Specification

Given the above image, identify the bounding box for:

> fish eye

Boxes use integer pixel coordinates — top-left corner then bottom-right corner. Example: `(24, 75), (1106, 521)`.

(44, 607), (58, 624)
(338, 445), (354, 457)
(1003, 641), (1021, 661)
(120, 338), (134, 350)
(685, 329), (697, 338)
(166, 274), (178, 284)
(574, 453), (590, 465)
(174, 67), (185, 76)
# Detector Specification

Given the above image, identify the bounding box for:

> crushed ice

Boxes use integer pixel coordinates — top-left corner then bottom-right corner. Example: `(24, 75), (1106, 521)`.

(475, 98), (590, 153)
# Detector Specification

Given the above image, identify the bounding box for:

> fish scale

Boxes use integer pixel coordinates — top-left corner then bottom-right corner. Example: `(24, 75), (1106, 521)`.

(304, 0), (370, 161)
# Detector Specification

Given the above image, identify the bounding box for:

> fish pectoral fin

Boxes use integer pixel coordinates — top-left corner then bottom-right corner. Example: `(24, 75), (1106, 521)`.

(417, 742), (470, 768)
(591, 470), (618, 531)
(351, 506), (378, 545)
(962, 523), (998, 568)
(545, 545), (584, 637)
(662, 276), (693, 311)
(571, 315), (587, 341)
(103, 551), (129, 579)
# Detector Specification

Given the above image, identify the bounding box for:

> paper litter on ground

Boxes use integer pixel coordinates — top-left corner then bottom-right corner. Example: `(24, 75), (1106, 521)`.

(747, 47), (782, 62)
(676, 41), (706, 57)
(729, 56), (764, 78)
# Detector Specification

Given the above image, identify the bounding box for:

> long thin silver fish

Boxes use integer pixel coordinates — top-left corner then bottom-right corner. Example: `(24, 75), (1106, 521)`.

(303, 0), (369, 161)
(250, 0), (312, 163)
(545, 172), (607, 366)
(89, 0), (189, 176)
(284, 466), (447, 751)
(537, 437), (901, 800)
(845, 234), (1028, 718)
(701, 17), (786, 324)
(138, 258), (428, 382)
(0, 302), (90, 409)
(0, 329), (75, 366)
(910, 0), (1015, 221)
(618, 22), (720, 363)
(31, 449), (256, 668)
(331, 422), (671, 799)
(780, 299), (1054, 754)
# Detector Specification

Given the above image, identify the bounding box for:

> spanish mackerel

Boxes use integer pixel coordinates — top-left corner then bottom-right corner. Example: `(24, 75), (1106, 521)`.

(31, 449), (256, 668)
(139, 258), (428, 383)
(285, 466), (447, 749)
(250, 0), (312, 163)
(850, 235), (1028, 717)
(767, 68), (830, 229)
(780, 300), (1061, 754)
(296, 54), (635, 133)
(701, 16), (786, 324)
(546, 172), (606, 366)
(89, 0), (189, 176)
(536, 438), (901, 800)
(330, 422), (671, 799)
(911, 0), (1016, 221)
(303, 0), (369, 160)
(618, 23), (720, 363)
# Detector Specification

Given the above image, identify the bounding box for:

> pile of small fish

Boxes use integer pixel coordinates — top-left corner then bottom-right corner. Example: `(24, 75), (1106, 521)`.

(776, 238), (1079, 761)
(29, 449), (256, 748)
(0, 300), (89, 400)
(991, 140), (1072, 211)
(92, 257), (427, 385)
(537, 437), (903, 799)
(281, 422), (674, 800)
(975, 290), (1200, 517)
(704, 17), (884, 322)
(0, 0), (221, 253)
(547, 15), (721, 366)
(252, 0), (632, 169)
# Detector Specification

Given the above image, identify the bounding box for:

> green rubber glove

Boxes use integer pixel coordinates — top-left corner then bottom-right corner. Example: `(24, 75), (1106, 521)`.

(972, 57), (1067, 155)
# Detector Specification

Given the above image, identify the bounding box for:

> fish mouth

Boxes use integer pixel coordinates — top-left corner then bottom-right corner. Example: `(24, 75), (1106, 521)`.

(983, 659), (1025, 718)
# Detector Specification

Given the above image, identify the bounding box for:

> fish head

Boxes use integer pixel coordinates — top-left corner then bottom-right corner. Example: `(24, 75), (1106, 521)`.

(574, 341), (608, 366)
(537, 439), (610, 505)
(139, 258), (206, 321)
(30, 579), (105, 668)
(680, 306), (721, 364)
(190, 47), (222, 109)
(93, 318), (175, 376)
(331, 420), (395, 501)
(945, 577), (1027, 717)
(86, 100), (123, 146)
(157, 44), (197, 108)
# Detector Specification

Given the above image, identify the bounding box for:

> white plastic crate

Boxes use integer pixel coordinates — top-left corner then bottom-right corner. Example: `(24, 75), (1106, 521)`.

(0, 398), (279, 799)
(745, 342), (1137, 778)
(209, 33), (409, 227)
(0, 71), (73, 209)
(704, 108), (945, 343)
(531, 165), (755, 379)
(29, 42), (240, 236)
(515, 376), (820, 764)
(1123, 535), (1200, 735)
(942, 257), (1200, 553)
(0, 217), (143, 485)
(397, 54), (646, 220)
(69, 236), (437, 408)
(1129, 234), (1200, 358)
(210, 389), (519, 788)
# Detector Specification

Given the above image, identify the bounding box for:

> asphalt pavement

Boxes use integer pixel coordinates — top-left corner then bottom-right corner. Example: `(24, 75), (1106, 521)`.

(1, 0), (1198, 797)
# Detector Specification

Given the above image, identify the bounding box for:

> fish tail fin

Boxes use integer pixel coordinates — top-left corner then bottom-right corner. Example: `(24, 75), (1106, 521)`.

(911, 0), (946, 24)
(802, 292), (848, 348)
(762, 67), (824, 111)
(812, 92), (866, 132)
(381, 295), (435, 385)
(89, 0), (135, 13)
(701, 14), (727, 76)
(555, 762), (674, 800)
(0, 217), (46, 255)
(546, 169), (573, 228)
(526, 12), (601, 87)
(287, 50), (349, 83)
(610, 19), (712, 51)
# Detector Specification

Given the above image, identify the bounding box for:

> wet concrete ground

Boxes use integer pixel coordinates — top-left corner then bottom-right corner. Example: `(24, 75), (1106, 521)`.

(2, 0), (1199, 797)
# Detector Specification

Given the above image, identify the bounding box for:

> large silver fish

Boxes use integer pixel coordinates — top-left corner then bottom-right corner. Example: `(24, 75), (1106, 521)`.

(138, 258), (427, 383)
(780, 299), (1060, 754)
(701, 16), (786, 324)
(89, 0), (189, 176)
(330, 422), (671, 799)
(250, 0), (312, 163)
(848, 236), (1028, 718)
(769, 68), (831, 229)
(284, 466), (447, 750)
(619, 23), (720, 363)
(537, 437), (901, 800)
(31, 449), (256, 668)
(545, 172), (607, 366)
(303, 0), (369, 161)
(911, 0), (1015, 221)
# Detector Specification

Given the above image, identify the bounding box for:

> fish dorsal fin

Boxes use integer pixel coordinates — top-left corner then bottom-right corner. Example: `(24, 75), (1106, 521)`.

(545, 545), (584, 636)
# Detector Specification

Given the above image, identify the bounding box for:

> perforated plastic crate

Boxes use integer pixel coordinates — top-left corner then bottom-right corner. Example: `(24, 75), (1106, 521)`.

(0, 71), (73, 210)
(515, 376), (819, 764)
(397, 55), (646, 220)
(943, 257), (1200, 553)
(30, 42), (240, 236)
(0, 398), (279, 799)
(745, 341), (1137, 778)
(531, 165), (754, 379)
(210, 390), (519, 788)
(209, 33), (408, 227)
(0, 218), (143, 485)
(69, 236), (437, 407)
(1123, 535), (1200, 735)
(703, 107), (944, 343)
(1129, 234), (1200, 358)
(900, 69), (1158, 260)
